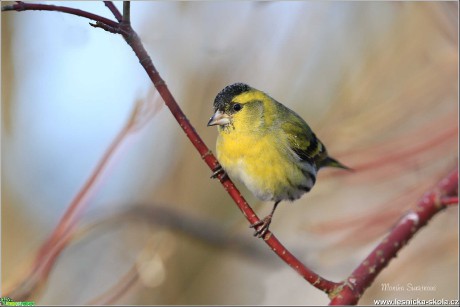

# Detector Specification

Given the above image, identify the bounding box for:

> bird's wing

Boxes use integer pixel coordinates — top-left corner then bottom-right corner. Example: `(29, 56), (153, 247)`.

(280, 114), (327, 164)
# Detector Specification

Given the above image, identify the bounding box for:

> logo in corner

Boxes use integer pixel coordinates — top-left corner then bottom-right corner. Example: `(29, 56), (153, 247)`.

(0, 297), (35, 306)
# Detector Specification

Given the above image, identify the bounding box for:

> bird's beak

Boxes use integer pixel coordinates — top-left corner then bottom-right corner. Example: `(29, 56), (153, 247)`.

(207, 110), (230, 126)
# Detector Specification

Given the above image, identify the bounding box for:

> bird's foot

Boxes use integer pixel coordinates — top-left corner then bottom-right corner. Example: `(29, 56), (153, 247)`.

(210, 165), (227, 179)
(250, 215), (273, 238)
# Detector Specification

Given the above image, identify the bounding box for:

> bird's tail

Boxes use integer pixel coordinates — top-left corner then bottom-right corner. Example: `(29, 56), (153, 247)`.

(319, 156), (353, 171)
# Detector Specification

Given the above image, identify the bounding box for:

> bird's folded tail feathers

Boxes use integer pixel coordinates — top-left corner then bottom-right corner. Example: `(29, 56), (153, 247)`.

(319, 156), (353, 171)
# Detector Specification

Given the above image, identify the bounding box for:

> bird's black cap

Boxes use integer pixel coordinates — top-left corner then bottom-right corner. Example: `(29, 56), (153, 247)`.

(213, 83), (251, 111)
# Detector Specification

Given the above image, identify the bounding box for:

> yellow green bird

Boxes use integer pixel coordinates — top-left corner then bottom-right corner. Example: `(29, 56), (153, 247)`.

(208, 83), (349, 238)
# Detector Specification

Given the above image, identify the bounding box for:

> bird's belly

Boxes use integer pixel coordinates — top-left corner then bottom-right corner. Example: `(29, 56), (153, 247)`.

(216, 135), (312, 202)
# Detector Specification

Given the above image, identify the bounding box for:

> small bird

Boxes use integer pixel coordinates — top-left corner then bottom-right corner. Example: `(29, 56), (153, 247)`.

(208, 83), (349, 238)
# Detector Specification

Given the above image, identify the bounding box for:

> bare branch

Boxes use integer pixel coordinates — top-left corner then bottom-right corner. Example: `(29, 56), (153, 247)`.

(329, 169), (458, 305)
(103, 1), (122, 22)
(123, 1), (130, 24)
(2, 1), (118, 28)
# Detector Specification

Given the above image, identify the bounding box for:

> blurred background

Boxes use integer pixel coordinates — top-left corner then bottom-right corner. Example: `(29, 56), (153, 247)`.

(1, 1), (458, 305)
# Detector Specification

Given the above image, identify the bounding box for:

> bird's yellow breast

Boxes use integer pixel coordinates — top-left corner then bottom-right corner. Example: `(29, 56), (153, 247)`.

(216, 129), (306, 202)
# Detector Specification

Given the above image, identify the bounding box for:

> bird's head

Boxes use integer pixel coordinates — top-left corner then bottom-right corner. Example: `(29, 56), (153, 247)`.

(208, 83), (269, 133)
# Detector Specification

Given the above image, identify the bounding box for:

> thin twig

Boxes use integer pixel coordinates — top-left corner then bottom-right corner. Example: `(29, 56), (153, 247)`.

(2, 1), (118, 28)
(103, 1), (122, 22)
(123, 1), (130, 24)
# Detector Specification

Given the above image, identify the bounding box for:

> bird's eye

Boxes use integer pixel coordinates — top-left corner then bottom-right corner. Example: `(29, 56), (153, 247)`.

(233, 103), (242, 112)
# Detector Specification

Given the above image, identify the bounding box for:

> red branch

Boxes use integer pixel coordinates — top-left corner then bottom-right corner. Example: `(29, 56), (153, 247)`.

(330, 169), (459, 305)
(103, 1), (122, 22)
(1, 1), (118, 27)
(1, 1), (339, 295)
(441, 196), (458, 206)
